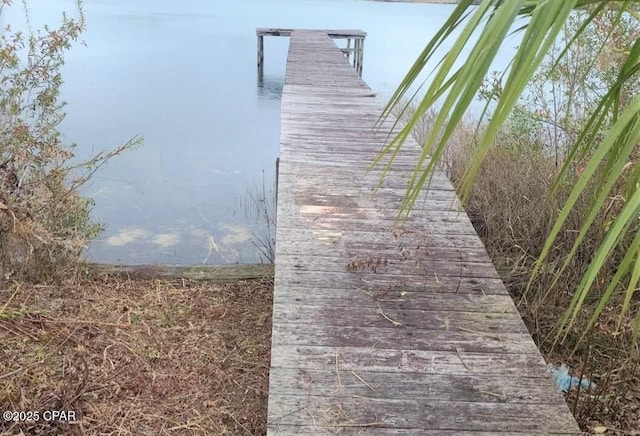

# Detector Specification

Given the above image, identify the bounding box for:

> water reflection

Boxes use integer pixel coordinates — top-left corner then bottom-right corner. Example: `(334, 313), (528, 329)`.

(258, 76), (285, 101)
(92, 222), (256, 265)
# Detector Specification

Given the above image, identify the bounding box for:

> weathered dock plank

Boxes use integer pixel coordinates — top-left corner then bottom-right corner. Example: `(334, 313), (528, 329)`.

(268, 30), (581, 435)
(271, 323), (542, 354)
(274, 270), (509, 296)
(273, 303), (529, 333)
(269, 396), (579, 433)
(273, 429), (573, 436)
(269, 368), (568, 404)
(270, 345), (553, 376)
(273, 289), (520, 312)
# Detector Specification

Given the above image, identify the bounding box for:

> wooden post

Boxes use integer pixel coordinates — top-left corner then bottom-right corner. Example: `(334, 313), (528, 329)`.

(356, 38), (364, 77)
(257, 34), (264, 81)
(353, 39), (360, 75)
(346, 38), (351, 63)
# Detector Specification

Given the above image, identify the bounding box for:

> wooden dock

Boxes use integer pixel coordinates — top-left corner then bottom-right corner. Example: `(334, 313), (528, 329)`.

(268, 30), (581, 435)
(256, 28), (366, 80)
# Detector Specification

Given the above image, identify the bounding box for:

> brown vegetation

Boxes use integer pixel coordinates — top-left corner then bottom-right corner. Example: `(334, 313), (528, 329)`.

(0, 272), (273, 435)
(448, 135), (640, 433)
(0, 1), (141, 285)
(389, 7), (640, 431)
(397, 100), (640, 432)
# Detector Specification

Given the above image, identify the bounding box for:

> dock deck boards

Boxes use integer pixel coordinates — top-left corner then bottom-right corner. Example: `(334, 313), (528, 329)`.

(267, 30), (581, 435)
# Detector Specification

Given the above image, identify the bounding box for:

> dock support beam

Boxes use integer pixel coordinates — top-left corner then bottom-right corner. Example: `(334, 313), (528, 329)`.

(257, 34), (264, 82)
(354, 38), (364, 76)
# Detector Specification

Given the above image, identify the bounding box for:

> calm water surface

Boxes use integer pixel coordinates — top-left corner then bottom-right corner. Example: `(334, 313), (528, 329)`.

(6, 1), (516, 265)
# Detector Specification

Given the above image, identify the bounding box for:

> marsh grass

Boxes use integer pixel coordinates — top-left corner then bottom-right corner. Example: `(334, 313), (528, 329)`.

(243, 171), (276, 264)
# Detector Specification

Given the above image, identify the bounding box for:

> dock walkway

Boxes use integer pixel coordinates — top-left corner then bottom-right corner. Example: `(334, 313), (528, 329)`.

(267, 29), (581, 435)
(256, 28), (365, 79)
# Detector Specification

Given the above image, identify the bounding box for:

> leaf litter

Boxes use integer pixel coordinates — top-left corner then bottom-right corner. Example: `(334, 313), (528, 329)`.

(0, 271), (273, 435)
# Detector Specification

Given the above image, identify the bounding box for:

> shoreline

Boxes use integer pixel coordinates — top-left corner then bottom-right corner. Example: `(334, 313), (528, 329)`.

(368, 0), (477, 4)
(87, 262), (273, 282)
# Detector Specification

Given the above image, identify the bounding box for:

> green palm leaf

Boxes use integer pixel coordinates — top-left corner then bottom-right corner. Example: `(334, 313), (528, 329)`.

(378, 0), (640, 343)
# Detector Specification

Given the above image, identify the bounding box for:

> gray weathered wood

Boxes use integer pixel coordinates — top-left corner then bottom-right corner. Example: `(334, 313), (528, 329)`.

(272, 322), (544, 354)
(275, 254), (502, 279)
(257, 28), (367, 38)
(269, 368), (568, 404)
(272, 303), (529, 333)
(274, 287), (519, 312)
(274, 266), (510, 294)
(257, 28), (366, 79)
(270, 345), (553, 377)
(268, 396), (580, 434)
(267, 30), (581, 435)
(270, 427), (572, 436)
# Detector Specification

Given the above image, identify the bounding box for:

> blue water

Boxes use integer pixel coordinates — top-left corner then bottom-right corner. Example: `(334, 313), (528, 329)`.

(4, 0), (517, 264)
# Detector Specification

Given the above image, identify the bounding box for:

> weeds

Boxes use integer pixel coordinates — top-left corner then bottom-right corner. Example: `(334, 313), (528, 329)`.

(0, 273), (273, 435)
(0, 1), (141, 284)
(391, 11), (640, 430)
(397, 94), (640, 434)
(244, 171), (276, 264)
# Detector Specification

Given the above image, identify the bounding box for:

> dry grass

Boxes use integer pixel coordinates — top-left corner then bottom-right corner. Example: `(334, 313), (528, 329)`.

(523, 305), (640, 434)
(397, 100), (640, 433)
(0, 272), (273, 435)
(448, 134), (640, 434)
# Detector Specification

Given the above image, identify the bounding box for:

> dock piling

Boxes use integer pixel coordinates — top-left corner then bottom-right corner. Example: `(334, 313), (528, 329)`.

(257, 34), (264, 81)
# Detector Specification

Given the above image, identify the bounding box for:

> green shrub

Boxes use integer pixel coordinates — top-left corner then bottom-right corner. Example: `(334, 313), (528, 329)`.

(0, 1), (141, 283)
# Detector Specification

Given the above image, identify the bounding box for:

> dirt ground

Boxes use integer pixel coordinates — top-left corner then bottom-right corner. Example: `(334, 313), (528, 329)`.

(0, 272), (273, 435)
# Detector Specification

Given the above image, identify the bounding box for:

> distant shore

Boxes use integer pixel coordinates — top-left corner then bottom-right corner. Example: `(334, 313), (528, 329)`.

(369, 0), (476, 4)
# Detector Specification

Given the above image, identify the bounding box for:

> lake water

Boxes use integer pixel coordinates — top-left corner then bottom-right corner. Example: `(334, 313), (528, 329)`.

(5, 0), (517, 265)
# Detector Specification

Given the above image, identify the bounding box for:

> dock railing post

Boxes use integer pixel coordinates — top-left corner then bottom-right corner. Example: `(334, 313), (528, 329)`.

(356, 37), (364, 77)
(353, 38), (360, 75)
(257, 33), (264, 81)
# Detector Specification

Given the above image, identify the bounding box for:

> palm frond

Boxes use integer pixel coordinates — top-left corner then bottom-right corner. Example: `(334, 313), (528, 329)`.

(379, 0), (640, 343)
